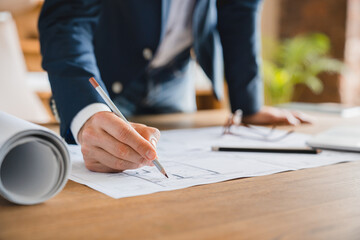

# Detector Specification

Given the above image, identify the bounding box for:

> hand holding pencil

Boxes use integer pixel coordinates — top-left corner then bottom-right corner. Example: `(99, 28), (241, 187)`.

(76, 77), (167, 177)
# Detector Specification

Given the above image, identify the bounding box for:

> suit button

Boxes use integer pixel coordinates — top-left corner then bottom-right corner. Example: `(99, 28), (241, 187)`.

(112, 81), (123, 94)
(143, 48), (153, 60)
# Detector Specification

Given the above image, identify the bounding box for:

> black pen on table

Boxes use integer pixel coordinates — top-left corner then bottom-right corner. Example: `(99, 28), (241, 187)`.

(89, 77), (168, 178)
(212, 146), (321, 154)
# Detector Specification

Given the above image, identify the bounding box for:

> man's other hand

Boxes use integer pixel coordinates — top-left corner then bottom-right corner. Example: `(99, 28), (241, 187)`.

(242, 106), (313, 126)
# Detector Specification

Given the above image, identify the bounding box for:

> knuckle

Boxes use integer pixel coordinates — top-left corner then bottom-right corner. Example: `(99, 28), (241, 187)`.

(140, 157), (148, 165)
(115, 160), (127, 170)
(90, 113), (101, 125)
(81, 128), (96, 141)
(93, 111), (107, 123)
(81, 144), (91, 157)
(116, 144), (129, 159)
(116, 124), (133, 141)
(136, 142), (150, 155)
(135, 156), (145, 165)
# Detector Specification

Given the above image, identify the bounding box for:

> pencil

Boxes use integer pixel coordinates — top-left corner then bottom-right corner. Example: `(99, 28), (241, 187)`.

(89, 77), (168, 178)
(211, 146), (321, 154)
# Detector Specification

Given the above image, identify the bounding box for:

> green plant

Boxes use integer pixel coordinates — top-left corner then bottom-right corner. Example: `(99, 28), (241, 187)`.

(262, 33), (344, 105)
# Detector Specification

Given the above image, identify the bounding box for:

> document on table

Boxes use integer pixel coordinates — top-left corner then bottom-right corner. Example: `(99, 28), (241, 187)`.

(69, 126), (360, 199)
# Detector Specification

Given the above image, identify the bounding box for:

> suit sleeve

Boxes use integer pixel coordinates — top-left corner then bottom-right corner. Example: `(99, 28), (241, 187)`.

(38, 0), (108, 143)
(217, 0), (263, 115)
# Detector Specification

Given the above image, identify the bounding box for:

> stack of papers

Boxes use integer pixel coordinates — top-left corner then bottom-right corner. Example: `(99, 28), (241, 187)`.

(307, 125), (360, 152)
(69, 126), (360, 199)
(278, 102), (360, 118)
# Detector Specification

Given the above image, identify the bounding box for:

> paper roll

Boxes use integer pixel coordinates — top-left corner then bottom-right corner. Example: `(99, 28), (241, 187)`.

(0, 111), (70, 205)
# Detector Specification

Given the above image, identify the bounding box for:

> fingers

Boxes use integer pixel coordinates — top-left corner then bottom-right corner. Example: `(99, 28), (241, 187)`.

(291, 111), (314, 124)
(131, 123), (161, 147)
(241, 106), (313, 126)
(99, 113), (158, 161)
(86, 129), (151, 166)
(84, 159), (118, 173)
(78, 112), (160, 173)
(82, 147), (148, 172)
(130, 123), (160, 167)
(282, 110), (300, 126)
(276, 110), (314, 125)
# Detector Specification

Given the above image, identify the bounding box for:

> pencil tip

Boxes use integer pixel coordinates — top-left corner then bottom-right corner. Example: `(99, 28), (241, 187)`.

(165, 173), (169, 178)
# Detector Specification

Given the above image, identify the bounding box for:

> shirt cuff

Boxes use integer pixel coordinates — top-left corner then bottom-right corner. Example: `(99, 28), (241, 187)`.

(70, 103), (111, 144)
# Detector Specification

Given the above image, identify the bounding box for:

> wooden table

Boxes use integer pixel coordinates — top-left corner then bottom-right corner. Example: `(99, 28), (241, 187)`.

(1, 110), (360, 240)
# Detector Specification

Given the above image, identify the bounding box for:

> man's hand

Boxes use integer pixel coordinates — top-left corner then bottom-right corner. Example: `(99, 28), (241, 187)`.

(78, 112), (160, 173)
(242, 106), (313, 126)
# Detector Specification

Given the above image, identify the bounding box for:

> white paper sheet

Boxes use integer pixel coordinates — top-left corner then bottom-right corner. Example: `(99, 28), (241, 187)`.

(69, 126), (360, 199)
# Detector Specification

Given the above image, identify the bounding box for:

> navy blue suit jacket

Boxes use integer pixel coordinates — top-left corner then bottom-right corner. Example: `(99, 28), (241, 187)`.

(39, 0), (263, 143)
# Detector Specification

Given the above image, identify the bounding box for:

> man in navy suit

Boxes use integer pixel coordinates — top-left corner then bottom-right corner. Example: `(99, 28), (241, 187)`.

(39, 0), (310, 172)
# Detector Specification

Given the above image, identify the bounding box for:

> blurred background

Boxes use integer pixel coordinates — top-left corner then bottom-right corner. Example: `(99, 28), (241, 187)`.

(1, 0), (359, 123)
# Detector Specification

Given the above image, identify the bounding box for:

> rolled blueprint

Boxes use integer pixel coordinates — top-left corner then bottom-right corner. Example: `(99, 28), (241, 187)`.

(0, 111), (70, 205)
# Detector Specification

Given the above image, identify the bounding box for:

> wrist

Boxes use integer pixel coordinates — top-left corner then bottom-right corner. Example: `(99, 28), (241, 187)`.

(70, 103), (111, 144)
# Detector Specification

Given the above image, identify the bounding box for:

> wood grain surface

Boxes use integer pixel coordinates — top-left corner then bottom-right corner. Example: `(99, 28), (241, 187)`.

(1, 110), (360, 240)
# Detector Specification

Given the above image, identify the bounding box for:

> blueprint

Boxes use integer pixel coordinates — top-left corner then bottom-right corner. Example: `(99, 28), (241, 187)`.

(69, 126), (360, 199)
